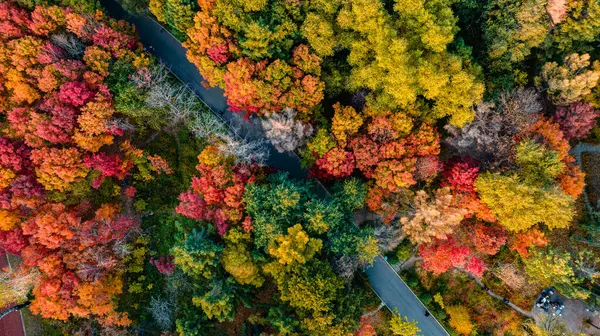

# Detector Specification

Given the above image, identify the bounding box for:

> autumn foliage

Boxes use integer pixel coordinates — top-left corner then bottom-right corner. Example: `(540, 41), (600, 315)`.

(176, 145), (264, 235)
(0, 2), (170, 327)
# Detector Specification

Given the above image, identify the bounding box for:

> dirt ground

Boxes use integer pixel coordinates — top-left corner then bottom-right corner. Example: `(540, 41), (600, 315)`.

(533, 295), (600, 335)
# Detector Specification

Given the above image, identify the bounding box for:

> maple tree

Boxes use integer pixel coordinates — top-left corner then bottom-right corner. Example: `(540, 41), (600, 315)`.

(175, 145), (264, 235)
(470, 222), (507, 255)
(418, 237), (487, 278)
(307, 104), (441, 222)
(0, 2), (174, 328)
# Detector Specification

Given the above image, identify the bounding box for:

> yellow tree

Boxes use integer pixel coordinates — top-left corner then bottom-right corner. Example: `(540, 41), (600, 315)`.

(522, 249), (589, 299)
(538, 53), (600, 105)
(446, 305), (474, 335)
(475, 172), (575, 232)
(389, 309), (421, 336)
(268, 224), (323, 266)
(221, 229), (264, 287)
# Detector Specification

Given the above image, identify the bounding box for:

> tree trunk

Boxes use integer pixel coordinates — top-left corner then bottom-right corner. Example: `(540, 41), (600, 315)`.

(399, 256), (422, 271)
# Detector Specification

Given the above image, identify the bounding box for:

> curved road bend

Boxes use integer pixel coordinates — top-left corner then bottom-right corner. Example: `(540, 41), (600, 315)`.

(0, 252), (26, 336)
(100, 1), (449, 334)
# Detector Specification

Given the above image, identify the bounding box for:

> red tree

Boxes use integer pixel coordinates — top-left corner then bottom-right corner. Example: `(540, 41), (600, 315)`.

(419, 237), (487, 277)
(176, 146), (263, 235)
(470, 223), (507, 255)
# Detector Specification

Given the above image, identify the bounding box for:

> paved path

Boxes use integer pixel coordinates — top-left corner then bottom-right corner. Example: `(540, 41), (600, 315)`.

(570, 143), (600, 217)
(100, 0), (307, 179)
(365, 257), (449, 336)
(0, 252), (26, 336)
(100, 1), (449, 334)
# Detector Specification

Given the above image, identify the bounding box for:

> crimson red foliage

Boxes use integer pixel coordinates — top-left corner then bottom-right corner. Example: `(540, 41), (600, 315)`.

(150, 256), (175, 275)
(58, 81), (94, 107)
(442, 161), (479, 193)
(0, 227), (28, 254)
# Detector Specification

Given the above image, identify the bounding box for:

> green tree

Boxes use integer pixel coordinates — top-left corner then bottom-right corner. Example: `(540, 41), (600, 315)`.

(483, 0), (549, 70)
(303, 200), (344, 234)
(191, 279), (236, 322)
(553, 0), (600, 52)
(172, 228), (224, 279)
(244, 173), (311, 250)
(332, 177), (368, 212)
(118, 0), (149, 14)
(115, 85), (167, 132)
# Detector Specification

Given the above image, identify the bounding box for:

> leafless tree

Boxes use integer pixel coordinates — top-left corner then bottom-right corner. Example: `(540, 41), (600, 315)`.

(107, 118), (136, 133)
(374, 218), (406, 253)
(0, 267), (39, 307)
(190, 112), (227, 139)
(261, 108), (313, 153)
(445, 88), (543, 171)
(332, 255), (359, 281)
(351, 88), (369, 111)
(537, 310), (567, 334)
(149, 296), (174, 330)
(144, 79), (198, 126)
(139, 65), (269, 164)
(50, 33), (86, 59)
(75, 246), (118, 281)
(215, 114), (269, 166)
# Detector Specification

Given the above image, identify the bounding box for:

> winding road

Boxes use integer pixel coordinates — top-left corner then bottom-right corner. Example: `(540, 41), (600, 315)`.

(99, 1), (449, 334)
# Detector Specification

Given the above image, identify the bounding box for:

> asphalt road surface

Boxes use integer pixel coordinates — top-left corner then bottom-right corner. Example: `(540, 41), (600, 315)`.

(100, 1), (449, 334)
(100, 0), (308, 180)
(366, 257), (449, 335)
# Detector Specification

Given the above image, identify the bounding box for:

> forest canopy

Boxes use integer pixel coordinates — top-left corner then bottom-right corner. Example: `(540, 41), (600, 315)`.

(1, 0), (600, 335)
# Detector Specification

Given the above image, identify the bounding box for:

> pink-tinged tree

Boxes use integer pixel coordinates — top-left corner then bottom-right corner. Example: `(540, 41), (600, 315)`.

(553, 102), (599, 140)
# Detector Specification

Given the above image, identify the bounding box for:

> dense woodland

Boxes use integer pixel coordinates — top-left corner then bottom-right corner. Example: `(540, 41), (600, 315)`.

(1, 0), (600, 335)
